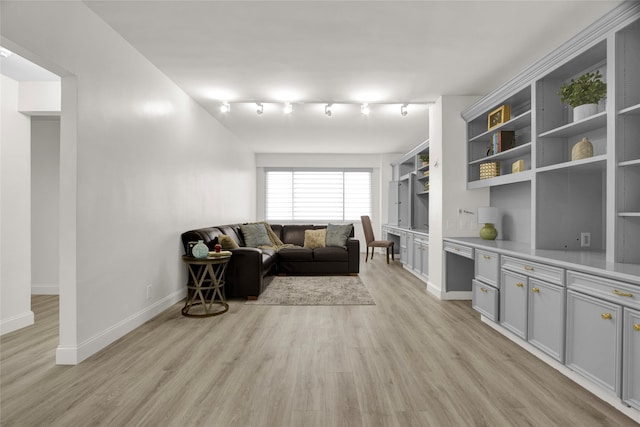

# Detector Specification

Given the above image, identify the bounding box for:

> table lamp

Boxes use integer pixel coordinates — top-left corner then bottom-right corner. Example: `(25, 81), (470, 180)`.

(478, 207), (500, 240)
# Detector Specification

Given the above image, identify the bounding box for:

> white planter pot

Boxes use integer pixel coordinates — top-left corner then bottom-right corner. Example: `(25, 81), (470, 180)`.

(573, 103), (598, 122)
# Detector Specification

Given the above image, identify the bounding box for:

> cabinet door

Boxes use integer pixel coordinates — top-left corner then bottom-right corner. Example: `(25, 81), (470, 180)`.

(528, 278), (565, 362)
(566, 290), (622, 395)
(421, 241), (429, 278)
(500, 270), (528, 340)
(623, 308), (640, 411)
(388, 181), (399, 226)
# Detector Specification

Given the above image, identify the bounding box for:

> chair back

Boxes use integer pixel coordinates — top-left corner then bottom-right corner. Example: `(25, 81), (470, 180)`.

(360, 215), (376, 245)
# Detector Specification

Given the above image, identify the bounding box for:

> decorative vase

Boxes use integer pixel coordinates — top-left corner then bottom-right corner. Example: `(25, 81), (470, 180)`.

(571, 137), (593, 161)
(573, 103), (598, 122)
(479, 223), (498, 240)
(192, 240), (209, 258)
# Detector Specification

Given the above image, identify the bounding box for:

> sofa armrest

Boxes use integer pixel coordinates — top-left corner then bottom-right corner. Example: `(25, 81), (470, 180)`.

(226, 247), (264, 298)
(346, 238), (360, 273)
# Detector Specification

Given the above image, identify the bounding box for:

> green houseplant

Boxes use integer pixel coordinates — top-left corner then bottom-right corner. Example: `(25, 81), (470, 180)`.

(419, 154), (429, 165)
(557, 70), (607, 121)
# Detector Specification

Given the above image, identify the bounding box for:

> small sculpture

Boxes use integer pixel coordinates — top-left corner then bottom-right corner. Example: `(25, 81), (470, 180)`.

(571, 137), (593, 161)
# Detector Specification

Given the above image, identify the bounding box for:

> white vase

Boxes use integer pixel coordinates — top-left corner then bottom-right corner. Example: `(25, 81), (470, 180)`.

(573, 103), (598, 122)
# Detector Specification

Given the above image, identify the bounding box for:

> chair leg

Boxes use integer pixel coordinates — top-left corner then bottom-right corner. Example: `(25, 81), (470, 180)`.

(392, 246), (395, 261)
(386, 247), (390, 264)
(365, 247), (369, 262)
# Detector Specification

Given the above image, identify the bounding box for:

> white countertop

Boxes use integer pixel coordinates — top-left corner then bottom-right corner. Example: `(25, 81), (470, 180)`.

(444, 237), (640, 287)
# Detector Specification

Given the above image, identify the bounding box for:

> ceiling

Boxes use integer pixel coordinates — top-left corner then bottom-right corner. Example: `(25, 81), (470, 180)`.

(5, 1), (625, 155)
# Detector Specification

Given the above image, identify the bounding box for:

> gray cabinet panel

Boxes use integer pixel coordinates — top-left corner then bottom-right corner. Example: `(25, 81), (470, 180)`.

(475, 249), (499, 288)
(500, 270), (528, 339)
(566, 290), (622, 395)
(623, 308), (640, 410)
(528, 278), (565, 362)
(472, 279), (499, 321)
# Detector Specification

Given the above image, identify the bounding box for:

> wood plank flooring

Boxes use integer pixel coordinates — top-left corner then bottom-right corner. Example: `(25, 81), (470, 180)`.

(1, 256), (639, 426)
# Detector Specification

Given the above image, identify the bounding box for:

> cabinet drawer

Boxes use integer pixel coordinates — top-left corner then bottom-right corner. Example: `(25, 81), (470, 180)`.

(475, 249), (499, 287)
(444, 242), (473, 259)
(472, 279), (499, 322)
(567, 270), (640, 311)
(501, 255), (564, 286)
(623, 308), (640, 411)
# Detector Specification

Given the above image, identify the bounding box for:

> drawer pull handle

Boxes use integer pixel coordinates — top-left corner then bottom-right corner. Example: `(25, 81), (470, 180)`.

(480, 287), (488, 293)
(524, 266), (535, 271)
(532, 287), (540, 293)
(483, 255), (491, 260)
(612, 289), (633, 298)
(601, 313), (612, 320)
(635, 324), (640, 331)
(516, 282), (524, 288)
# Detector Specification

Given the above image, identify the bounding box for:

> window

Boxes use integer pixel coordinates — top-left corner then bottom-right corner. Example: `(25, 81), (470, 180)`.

(265, 169), (372, 221)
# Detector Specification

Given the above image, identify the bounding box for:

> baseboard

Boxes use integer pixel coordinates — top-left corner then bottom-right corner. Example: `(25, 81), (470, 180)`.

(0, 310), (35, 335)
(441, 291), (472, 300)
(56, 289), (184, 365)
(32, 283), (59, 295)
(426, 280), (443, 300)
(481, 316), (640, 424)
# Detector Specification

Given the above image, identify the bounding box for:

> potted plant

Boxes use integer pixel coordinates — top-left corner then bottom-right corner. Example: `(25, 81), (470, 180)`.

(557, 70), (607, 122)
(419, 153), (429, 166)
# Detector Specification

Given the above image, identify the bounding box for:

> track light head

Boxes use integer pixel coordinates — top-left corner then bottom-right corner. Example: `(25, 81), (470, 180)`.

(256, 103), (263, 115)
(401, 104), (408, 116)
(283, 102), (293, 115)
(325, 104), (333, 117)
(220, 102), (230, 113)
(361, 103), (370, 115)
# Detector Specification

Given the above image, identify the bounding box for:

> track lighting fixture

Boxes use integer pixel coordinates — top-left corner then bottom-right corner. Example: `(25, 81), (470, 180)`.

(401, 104), (408, 116)
(361, 103), (370, 115)
(0, 47), (12, 58)
(256, 103), (263, 115)
(325, 104), (333, 117)
(220, 102), (230, 113)
(283, 102), (293, 115)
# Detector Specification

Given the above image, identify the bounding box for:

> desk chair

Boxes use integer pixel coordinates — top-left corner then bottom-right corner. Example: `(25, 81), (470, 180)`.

(361, 215), (395, 264)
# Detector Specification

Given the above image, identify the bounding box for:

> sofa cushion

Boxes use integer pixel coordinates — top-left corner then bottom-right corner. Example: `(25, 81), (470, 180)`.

(217, 225), (244, 247)
(281, 225), (314, 246)
(278, 247), (313, 262)
(218, 234), (240, 249)
(325, 223), (353, 247)
(240, 223), (272, 247)
(313, 247), (349, 262)
(304, 229), (326, 249)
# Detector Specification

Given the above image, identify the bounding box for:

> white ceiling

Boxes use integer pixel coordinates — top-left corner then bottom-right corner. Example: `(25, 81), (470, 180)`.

(6, 1), (625, 155)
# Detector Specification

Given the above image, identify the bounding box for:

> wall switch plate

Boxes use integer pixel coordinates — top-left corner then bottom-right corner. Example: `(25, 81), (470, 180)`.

(580, 232), (591, 247)
(146, 284), (152, 299)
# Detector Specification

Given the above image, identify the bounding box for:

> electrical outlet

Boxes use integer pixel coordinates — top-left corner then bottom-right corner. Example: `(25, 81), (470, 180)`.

(580, 232), (591, 248)
(146, 284), (152, 300)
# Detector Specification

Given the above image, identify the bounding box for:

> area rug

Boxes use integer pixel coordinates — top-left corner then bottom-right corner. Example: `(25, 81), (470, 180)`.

(245, 275), (375, 306)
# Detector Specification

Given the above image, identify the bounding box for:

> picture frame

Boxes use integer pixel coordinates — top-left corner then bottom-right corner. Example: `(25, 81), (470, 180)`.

(487, 104), (511, 130)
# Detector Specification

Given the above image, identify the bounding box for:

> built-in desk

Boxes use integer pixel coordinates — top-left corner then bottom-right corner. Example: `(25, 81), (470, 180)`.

(382, 225), (429, 282)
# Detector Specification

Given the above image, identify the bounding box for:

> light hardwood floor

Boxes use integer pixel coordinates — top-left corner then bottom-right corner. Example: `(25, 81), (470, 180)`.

(1, 256), (639, 426)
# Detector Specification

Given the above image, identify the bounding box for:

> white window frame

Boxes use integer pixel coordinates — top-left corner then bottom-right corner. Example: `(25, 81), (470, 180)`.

(264, 168), (373, 222)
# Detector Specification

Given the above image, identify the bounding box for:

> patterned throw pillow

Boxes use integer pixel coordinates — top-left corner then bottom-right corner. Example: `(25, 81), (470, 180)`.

(325, 223), (353, 247)
(239, 223), (272, 248)
(218, 234), (239, 250)
(303, 229), (327, 249)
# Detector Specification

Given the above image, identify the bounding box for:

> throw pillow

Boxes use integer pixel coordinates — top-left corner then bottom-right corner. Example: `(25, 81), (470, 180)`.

(218, 234), (239, 250)
(240, 223), (272, 248)
(303, 229), (327, 249)
(325, 223), (353, 247)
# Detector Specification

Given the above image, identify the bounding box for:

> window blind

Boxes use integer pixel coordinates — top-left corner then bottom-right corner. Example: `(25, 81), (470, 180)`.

(265, 169), (372, 221)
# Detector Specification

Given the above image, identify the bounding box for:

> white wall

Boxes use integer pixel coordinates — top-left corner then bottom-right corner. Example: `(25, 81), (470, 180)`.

(255, 153), (398, 249)
(1, 1), (256, 363)
(31, 117), (61, 294)
(0, 75), (35, 334)
(427, 95), (489, 299)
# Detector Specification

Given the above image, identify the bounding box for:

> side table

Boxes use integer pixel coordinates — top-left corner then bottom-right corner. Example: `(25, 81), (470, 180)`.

(181, 254), (231, 317)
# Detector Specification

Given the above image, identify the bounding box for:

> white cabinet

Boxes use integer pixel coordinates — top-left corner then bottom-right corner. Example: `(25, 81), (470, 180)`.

(566, 290), (622, 395)
(390, 140), (429, 230)
(475, 249), (499, 288)
(623, 308), (640, 410)
(500, 256), (566, 361)
(472, 249), (500, 320)
(412, 237), (429, 278)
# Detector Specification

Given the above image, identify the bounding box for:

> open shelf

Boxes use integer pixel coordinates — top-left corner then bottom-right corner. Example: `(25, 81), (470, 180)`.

(536, 154), (606, 174)
(467, 170), (532, 189)
(618, 212), (640, 217)
(619, 103), (640, 115)
(619, 158), (640, 167)
(538, 111), (607, 138)
(469, 110), (532, 142)
(469, 142), (532, 165)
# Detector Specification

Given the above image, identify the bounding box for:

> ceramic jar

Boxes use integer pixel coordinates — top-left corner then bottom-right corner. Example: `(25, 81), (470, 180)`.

(192, 240), (209, 258)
